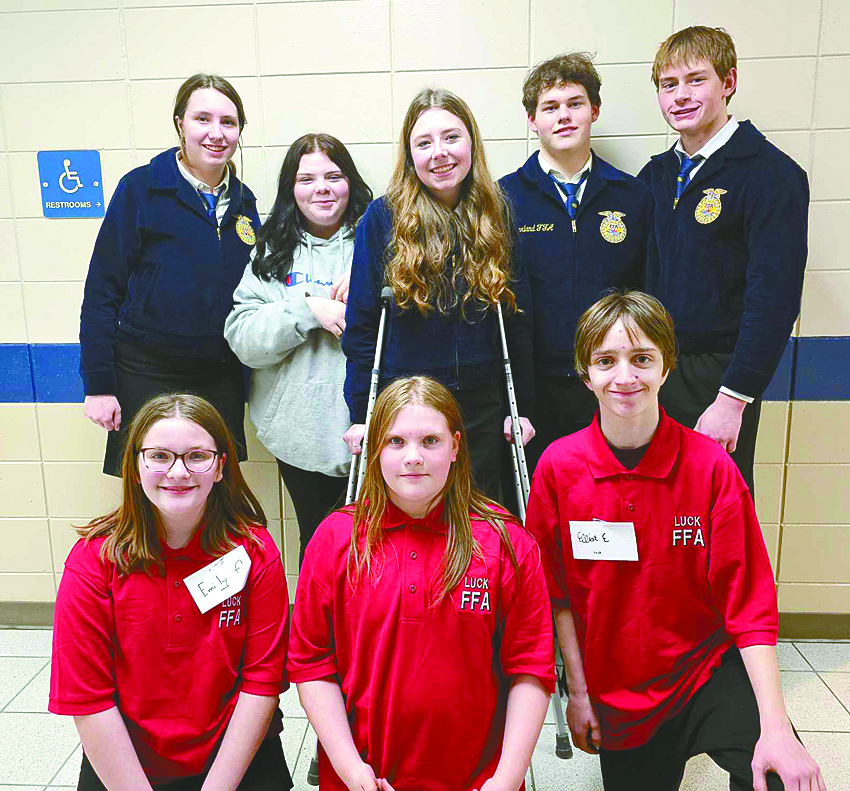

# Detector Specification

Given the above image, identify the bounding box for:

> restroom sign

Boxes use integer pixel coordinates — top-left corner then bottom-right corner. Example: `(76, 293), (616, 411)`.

(37, 150), (105, 218)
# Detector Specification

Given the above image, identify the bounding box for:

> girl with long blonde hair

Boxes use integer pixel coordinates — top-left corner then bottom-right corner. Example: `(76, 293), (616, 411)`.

(50, 394), (292, 791)
(289, 376), (553, 791)
(342, 88), (535, 501)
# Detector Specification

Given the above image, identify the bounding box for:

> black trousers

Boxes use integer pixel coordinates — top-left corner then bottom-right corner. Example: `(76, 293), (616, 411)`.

(276, 459), (347, 568)
(455, 384), (504, 503)
(104, 339), (247, 477)
(599, 647), (794, 791)
(659, 352), (761, 494)
(501, 375), (598, 518)
(77, 734), (293, 791)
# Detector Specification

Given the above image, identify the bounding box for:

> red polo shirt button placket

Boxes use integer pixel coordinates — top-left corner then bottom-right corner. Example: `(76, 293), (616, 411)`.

(401, 523), (426, 622)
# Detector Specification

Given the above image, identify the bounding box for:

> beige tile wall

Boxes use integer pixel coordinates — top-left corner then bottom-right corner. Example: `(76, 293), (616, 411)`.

(0, 0), (848, 612)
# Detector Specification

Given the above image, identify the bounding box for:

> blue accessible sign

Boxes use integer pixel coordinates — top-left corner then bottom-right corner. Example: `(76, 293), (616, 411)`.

(37, 150), (105, 218)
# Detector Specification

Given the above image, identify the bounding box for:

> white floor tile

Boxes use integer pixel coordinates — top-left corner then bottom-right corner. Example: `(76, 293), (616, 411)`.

(795, 642), (850, 672)
(50, 744), (81, 786)
(0, 712), (78, 785)
(5, 661), (50, 713)
(776, 641), (812, 671)
(818, 672), (850, 712)
(531, 724), (603, 791)
(780, 671), (850, 731)
(281, 719), (308, 775)
(679, 752), (730, 790)
(798, 732), (850, 790)
(0, 656), (48, 710)
(0, 628), (53, 658)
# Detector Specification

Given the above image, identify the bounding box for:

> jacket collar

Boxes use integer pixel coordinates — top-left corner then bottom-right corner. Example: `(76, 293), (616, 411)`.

(585, 407), (679, 480)
(656, 119), (765, 187)
(518, 149), (627, 213)
(147, 147), (255, 217)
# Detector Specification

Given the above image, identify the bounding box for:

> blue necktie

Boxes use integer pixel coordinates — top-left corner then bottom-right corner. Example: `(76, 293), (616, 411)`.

(674, 155), (702, 207)
(560, 172), (587, 221)
(199, 190), (219, 220)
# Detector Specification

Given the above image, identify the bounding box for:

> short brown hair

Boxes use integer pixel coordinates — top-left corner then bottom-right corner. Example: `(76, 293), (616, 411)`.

(574, 291), (677, 381)
(522, 52), (602, 116)
(652, 26), (737, 102)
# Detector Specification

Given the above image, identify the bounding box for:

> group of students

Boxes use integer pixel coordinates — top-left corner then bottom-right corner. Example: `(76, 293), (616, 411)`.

(56, 21), (824, 791)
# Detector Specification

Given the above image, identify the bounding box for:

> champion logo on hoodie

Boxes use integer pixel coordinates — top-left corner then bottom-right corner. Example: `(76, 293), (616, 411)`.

(284, 271), (335, 288)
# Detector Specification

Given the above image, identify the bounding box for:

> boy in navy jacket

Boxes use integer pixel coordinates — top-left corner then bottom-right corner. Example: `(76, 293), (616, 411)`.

(638, 27), (808, 492)
(499, 53), (653, 479)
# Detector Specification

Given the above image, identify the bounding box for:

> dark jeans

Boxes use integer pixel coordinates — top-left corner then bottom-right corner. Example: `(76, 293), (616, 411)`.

(659, 352), (761, 494)
(78, 734), (293, 791)
(599, 647), (794, 791)
(455, 383), (504, 502)
(276, 459), (347, 567)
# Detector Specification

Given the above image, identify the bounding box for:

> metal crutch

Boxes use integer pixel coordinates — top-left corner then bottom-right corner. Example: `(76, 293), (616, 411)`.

(496, 303), (573, 760)
(307, 287), (394, 786)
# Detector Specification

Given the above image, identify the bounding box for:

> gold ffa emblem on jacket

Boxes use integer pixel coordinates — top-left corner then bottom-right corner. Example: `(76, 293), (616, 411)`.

(694, 189), (727, 225)
(598, 211), (627, 243)
(235, 215), (256, 245)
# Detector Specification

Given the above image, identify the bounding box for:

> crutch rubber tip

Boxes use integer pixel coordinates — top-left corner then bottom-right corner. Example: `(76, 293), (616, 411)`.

(555, 734), (574, 760)
(307, 757), (320, 785)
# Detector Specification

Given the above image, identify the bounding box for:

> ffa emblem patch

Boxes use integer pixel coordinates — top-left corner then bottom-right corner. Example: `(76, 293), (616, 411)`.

(235, 215), (256, 245)
(694, 189), (727, 224)
(598, 211), (627, 243)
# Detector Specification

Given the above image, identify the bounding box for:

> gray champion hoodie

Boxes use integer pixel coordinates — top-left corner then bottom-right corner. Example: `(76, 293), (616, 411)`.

(225, 228), (353, 477)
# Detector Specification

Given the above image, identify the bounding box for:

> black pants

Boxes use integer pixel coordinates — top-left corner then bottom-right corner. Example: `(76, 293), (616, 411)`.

(501, 375), (598, 518)
(455, 384), (504, 502)
(599, 647), (793, 791)
(659, 352), (761, 494)
(276, 459), (347, 567)
(104, 339), (247, 477)
(77, 734), (293, 791)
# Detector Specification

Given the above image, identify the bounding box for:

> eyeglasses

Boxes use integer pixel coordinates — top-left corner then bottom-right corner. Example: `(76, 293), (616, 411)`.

(140, 448), (220, 473)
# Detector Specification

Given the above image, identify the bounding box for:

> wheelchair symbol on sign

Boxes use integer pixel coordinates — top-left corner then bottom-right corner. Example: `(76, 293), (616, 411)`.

(59, 158), (84, 193)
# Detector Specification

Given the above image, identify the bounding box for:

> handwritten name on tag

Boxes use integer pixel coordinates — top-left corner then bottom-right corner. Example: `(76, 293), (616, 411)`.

(183, 545), (251, 614)
(569, 521), (639, 561)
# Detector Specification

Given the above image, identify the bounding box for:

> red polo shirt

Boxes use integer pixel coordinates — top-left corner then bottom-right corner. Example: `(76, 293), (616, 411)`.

(49, 527), (288, 784)
(525, 410), (778, 750)
(288, 502), (555, 791)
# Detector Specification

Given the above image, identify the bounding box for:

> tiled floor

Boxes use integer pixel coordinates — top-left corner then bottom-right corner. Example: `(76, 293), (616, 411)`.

(1, 630), (848, 790)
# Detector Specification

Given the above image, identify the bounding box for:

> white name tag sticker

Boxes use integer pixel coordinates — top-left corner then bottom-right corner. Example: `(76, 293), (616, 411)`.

(569, 521), (639, 561)
(183, 545), (251, 614)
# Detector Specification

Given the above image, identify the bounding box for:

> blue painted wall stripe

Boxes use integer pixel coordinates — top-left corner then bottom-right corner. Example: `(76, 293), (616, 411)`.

(0, 339), (848, 403)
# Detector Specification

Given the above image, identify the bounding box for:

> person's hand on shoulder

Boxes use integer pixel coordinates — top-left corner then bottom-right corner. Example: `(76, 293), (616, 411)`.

(343, 424), (366, 455)
(752, 723), (826, 791)
(84, 395), (122, 431)
(306, 296), (346, 339)
(694, 392), (746, 452)
(566, 690), (602, 754)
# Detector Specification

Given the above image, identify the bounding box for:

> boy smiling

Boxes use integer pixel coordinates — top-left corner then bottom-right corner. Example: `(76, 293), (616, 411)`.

(498, 53), (653, 482)
(638, 27), (809, 493)
(526, 291), (825, 791)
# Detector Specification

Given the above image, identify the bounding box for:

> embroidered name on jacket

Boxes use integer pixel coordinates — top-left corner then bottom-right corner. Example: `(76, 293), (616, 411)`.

(460, 576), (491, 611)
(518, 223), (555, 233)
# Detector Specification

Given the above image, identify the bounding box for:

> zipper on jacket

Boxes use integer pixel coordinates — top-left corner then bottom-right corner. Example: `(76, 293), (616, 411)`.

(571, 219), (577, 233)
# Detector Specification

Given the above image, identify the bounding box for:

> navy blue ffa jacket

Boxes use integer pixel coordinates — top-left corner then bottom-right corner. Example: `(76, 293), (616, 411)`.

(342, 197), (534, 423)
(79, 148), (260, 395)
(638, 121), (808, 397)
(498, 151), (651, 377)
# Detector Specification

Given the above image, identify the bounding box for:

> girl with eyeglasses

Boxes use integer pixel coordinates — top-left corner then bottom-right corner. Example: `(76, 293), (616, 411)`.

(50, 394), (292, 791)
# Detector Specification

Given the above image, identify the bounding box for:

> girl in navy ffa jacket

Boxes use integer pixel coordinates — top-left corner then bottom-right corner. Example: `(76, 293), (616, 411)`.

(80, 73), (261, 476)
(50, 394), (291, 791)
(342, 88), (534, 501)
